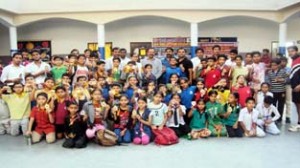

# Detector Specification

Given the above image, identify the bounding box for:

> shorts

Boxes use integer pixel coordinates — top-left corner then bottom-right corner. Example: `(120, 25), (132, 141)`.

(292, 91), (300, 103)
(35, 125), (55, 135)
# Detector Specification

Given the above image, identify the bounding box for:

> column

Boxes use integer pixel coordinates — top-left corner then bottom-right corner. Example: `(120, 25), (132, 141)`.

(279, 23), (287, 55)
(9, 26), (18, 56)
(190, 23), (198, 58)
(97, 24), (105, 60)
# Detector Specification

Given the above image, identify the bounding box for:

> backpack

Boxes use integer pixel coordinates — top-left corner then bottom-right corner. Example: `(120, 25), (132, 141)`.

(152, 127), (178, 145)
(96, 129), (118, 146)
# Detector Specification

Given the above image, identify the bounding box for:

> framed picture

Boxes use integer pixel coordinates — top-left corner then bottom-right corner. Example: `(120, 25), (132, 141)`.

(87, 42), (113, 59)
(18, 40), (52, 61)
(130, 42), (152, 57)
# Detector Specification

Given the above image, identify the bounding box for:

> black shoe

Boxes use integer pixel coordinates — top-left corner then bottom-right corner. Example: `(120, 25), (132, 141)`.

(286, 118), (291, 124)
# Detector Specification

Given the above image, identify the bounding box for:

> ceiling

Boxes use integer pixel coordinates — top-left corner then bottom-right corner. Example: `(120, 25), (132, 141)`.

(0, 0), (300, 14)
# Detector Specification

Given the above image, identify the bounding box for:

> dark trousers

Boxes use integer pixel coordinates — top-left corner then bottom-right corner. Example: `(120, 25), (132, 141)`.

(184, 108), (192, 125)
(272, 92), (285, 122)
(63, 136), (87, 148)
(225, 125), (243, 138)
(170, 124), (191, 137)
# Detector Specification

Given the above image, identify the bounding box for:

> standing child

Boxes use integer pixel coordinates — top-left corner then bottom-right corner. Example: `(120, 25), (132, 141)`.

(132, 97), (152, 145)
(256, 96), (280, 135)
(166, 94), (191, 137)
(206, 90), (227, 137)
(63, 102), (87, 148)
(26, 92), (56, 143)
(111, 95), (132, 143)
(51, 56), (67, 85)
(188, 99), (211, 139)
(222, 93), (243, 137)
(238, 97), (265, 137)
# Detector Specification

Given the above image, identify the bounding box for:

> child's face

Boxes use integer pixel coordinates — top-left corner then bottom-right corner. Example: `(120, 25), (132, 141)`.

(98, 78), (106, 86)
(98, 64), (106, 70)
(207, 59), (215, 67)
(62, 76), (70, 83)
(138, 100), (147, 109)
(153, 94), (162, 103)
(172, 95), (181, 104)
(92, 91), (102, 101)
(271, 63), (279, 70)
(201, 61), (207, 68)
(228, 94), (236, 104)
(44, 80), (54, 89)
(159, 86), (167, 93)
(219, 79), (227, 87)
(263, 103), (270, 108)
(261, 84), (269, 93)
(218, 57), (226, 66)
(113, 60), (120, 67)
(170, 75), (179, 83)
(236, 58), (242, 66)
(196, 81), (204, 89)
(169, 58), (177, 66)
(69, 57), (77, 64)
(25, 77), (35, 85)
(237, 76), (245, 84)
(13, 84), (23, 94)
(78, 78), (87, 85)
(36, 96), (47, 106)
(112, 86), (121, 94)
(68, 104), (79, 115)
(281, 60), (287, 67)
(78, 57), (86, 65)
(54, 59), (63, 66)
(245, 55), (252, 63)
(56, 89), (66, 98)
(209, 94), (217, 102)
(246, 100), (255, 110)
(253, 54), (261, 63)
(145, 66), (152, 73)
(119, 97), (129, 106)
(197, 101), (205, 110)
(180, 80), (188, 89)
(129, 77), (138, 86)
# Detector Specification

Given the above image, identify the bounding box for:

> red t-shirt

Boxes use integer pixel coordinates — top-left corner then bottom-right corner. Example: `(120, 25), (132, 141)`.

(55, 101), (69, 125)
(30, 107), (55, 129)
(114, 109), (130, 129)
(232, 86), (252, 107)
(201, 68), (221, 89)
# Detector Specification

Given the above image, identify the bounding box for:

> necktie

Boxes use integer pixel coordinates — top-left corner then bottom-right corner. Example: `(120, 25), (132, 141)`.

(174, 107), (178, 126)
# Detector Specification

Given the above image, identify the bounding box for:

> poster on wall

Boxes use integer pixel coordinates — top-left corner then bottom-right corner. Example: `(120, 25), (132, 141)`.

(152, 37), (191, 57)
(198, 37), (238, 56)
(17, 40), (52, 61)
(87, 42), (112, 60)
(130, 42), (152, 58)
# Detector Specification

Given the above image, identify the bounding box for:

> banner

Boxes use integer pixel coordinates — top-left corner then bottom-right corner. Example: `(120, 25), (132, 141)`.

(18, 40), (52, 60)
(198, 37), (238, 56)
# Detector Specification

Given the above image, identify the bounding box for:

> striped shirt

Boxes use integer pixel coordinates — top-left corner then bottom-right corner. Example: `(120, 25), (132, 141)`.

(266, 68), (287, 93)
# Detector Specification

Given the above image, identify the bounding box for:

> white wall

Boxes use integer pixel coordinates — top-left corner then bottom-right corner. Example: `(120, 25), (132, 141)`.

(287, 16), (300, 43)
(1, 16), (300, 56)
(17, 19), (97, 55)
(0, 24), (10, 56)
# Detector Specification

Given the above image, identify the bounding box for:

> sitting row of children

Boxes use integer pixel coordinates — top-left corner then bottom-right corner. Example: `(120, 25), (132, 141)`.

(0, 77), (281, 148)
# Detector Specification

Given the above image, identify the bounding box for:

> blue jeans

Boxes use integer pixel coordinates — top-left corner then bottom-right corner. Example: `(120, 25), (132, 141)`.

(114, 128), (131, 143)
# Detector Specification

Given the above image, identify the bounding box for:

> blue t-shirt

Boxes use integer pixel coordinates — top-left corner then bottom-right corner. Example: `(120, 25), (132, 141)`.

(165, 67), (184, 83)
(180, 86), (196, 109)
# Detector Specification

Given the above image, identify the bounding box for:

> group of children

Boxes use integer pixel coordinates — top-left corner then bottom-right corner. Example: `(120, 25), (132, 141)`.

(0, 46), (293, 148)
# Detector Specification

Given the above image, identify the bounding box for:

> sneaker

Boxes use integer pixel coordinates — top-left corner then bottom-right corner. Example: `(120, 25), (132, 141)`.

(288, 125), (300, 132)
(286, 118), (291, 124)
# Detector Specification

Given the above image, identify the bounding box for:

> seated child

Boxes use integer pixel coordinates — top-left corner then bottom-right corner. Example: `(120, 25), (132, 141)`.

(0, 85), (10, 135)
(188, 99), (211, 139)
(63, 102), (87, 148)
(238, 97), (265, 137)
(222, 93), (243, 137)
(256, 96), (280, 135)
(26, 92), (56, 143)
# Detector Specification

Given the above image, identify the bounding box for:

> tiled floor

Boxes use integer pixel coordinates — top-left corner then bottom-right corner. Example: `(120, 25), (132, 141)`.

(0, 124), (299, 168)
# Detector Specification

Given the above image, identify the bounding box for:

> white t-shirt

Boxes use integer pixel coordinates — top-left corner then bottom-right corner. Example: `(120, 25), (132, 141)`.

(256, 91), (273, 105)
(25, 61), (51, 84)
(166, 105), (186, 127)
(191, 57), (202, 71)
(0, 64), (25, 85)
(238, 107), (259, 131)
(72, 65), (89, 85)
(148, 102), (168, 126)
(255, 103), (280, 122)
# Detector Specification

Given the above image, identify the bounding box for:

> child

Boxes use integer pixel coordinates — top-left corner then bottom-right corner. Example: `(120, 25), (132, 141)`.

(193, 78), (207, 102)
(121, 61), (140, 81)
(210, 78), (230, 104)
(141, 64), (156, 87)
(0, 82), (35, 136)
(123, 75), (140, 104)
(52, 86), (71, 139)
(132, 97), (152, 145)
(206, 90), (227, 137)
(72, 77), (90, 112)
(193, 58), (207, 80)
(71, 54), (89, 85)
(82, 89), (110, 140)
(164, 57), (184, 84)
(166, 94), (191, 137)
(255, 82), (273, 105)
(26, 92), (56, 143)
(231, 75), (253, 108)
(222, 93), (243, 137)
(51, 56), (67, 85)
(256, 96), (280, 135)
(0, 84), (10, 135)
(200, 57), (221, 89)
(231, 55), (249, 86)
(63, 101), (87, 148)
(109, 57), (122, 83)
(238, 97), (265, 137)
(249, 51), (266, 93)
(149, 92), (178, 144)
(188, 99), (211, 139)
(179, 77), (196, 124)
(95, 60), (108, 79)
(111, 95), (132, 143)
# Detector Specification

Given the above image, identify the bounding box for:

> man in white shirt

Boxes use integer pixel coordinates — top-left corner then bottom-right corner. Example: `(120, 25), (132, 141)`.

(119, 48), (131, 70)
(25, 50), (51, 85)
(105, 47), (120, 71)
(225, 49), (238, 67)
(0, 53), (25, 85)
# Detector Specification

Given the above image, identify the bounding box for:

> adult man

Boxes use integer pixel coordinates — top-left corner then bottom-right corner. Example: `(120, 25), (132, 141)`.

(141, 48), (162, 79)
(288, 46), (300, 132)
(119, 48), (131, 69)
(177, 48), (193, 84)
(212, 45), (221, 58)
(225, 49), (238, 67)
(25, 50), (51, 85)
(1, 53), (25, 85)
(191, 48), (205, 71)
(105, 47), (120, 71)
